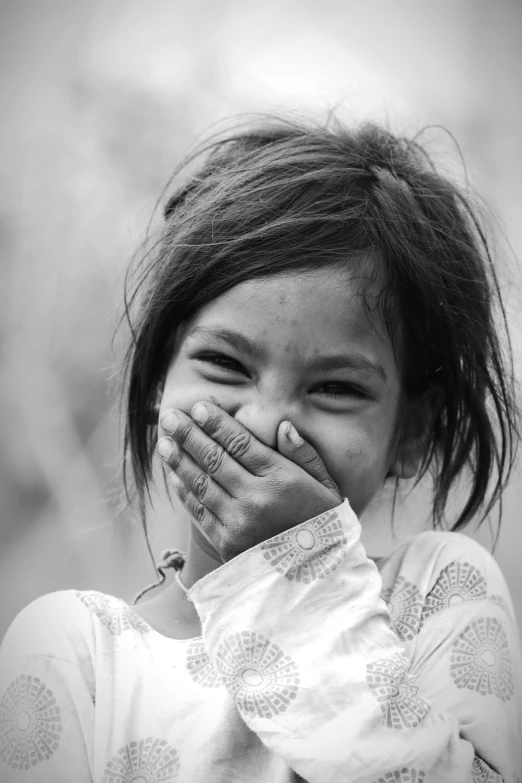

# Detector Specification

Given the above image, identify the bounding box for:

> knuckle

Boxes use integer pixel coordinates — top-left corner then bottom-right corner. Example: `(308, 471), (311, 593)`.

(204, 415), (224, 438)
(301, 447), (319, 467)
(202, 444), (224, 475)
(193, 473), (209, 500)
(303, 453), (324, 474)
(247, 491), (266, 516)
(189, 496), (206, 524)
(226, 431), (251, 460)
(176, 421), (193, 445)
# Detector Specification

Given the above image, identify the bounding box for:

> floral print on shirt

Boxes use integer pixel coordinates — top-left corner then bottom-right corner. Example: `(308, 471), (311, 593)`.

(102, 737), (179, 783)
(0, 674), (62, 770)
(366, 652), (431, 729)
(450, 616), (514, 701)
(260, 508), (347, 582)
(77, 592), (150, 636)
(215, 631), (300, 718)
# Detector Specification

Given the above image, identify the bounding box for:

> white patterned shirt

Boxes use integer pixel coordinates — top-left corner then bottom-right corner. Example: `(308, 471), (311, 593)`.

(1, 499), (521, 782)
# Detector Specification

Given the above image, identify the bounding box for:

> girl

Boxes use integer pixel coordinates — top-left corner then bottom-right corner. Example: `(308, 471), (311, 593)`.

(1, 115), (521, 782)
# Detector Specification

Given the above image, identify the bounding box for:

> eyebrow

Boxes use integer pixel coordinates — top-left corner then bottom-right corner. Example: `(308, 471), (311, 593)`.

(188, 326), (267, 362)
(187, 325), (387, 383)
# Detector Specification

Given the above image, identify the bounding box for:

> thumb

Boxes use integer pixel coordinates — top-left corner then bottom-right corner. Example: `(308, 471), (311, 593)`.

(277, 421), (342, 500)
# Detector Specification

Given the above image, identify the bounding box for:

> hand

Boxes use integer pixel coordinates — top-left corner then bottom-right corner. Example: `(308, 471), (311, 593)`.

(157, 401), (342, 562)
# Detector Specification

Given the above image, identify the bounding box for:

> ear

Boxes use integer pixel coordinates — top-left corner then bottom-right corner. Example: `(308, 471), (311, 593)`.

(388, 385), (444, 480)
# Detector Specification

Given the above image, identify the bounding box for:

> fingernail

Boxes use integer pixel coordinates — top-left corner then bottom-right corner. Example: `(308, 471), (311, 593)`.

(191, 402), (208, 424)
(160, 410), (179, 433)
(286, 422), (303, 447)
(157, 437), (174, 459)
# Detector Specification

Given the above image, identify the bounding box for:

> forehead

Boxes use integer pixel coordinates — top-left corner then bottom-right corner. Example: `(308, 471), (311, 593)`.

(188, 267), (395, 361)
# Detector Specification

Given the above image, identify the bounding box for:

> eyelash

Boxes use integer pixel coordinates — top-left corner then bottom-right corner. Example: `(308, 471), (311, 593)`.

(201, 354), (242, 371)
(196, 354), (366, 399)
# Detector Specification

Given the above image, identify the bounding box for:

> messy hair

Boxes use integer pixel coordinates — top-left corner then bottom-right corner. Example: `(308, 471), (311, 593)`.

(120, 114), (519, 541)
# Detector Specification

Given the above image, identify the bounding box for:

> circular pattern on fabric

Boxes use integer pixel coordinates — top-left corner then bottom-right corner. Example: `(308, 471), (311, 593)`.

(382, 577), (423, 641)
(471, 755), (503, 782)
(373, 770), (425, 783)
(185, 640), (223, 688)
(260, 508), (347, 582)
(215, 631), (300, 718)
(366, 653), (430, 729)
(421, 562), (487, 623)
(77, 592), (150, 636)
(450, 617), (514, 701)
(0, 674), (62, 770)
(102, 737), (179, 782)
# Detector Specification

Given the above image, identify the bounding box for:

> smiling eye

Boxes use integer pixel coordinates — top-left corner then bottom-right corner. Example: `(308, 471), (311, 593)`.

(197, 353), (245, 372)
(315, 382), (366, 399)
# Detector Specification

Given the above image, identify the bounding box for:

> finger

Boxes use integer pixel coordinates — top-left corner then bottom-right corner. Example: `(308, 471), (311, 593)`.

(277, 421), (342, 500)
(188, 401), (277, 476)
(176, 481), (223, 545)
(157, 436), (230, 518)
(159, 409), (252, 496)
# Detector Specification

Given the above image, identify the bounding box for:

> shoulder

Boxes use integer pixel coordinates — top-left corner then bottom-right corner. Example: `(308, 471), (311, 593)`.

(1, 589), (149, 663)
(0, 590), (100, 716)
(379, 529), (517, 635)
(1, 590), (97, 664)
(382, 529), (508, 594)
(0, 589), (153, 707)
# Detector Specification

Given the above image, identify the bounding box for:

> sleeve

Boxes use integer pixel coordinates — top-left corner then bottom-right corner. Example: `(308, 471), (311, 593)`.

(189, 499), (522, 783)
(0, 593), (96, 782)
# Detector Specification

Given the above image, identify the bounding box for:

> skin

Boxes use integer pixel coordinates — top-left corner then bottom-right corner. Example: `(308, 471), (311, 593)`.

(134, 267), (427, 639)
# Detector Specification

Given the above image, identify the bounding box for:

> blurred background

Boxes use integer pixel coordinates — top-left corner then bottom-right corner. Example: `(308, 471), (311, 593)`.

(1, 0), (521, 639)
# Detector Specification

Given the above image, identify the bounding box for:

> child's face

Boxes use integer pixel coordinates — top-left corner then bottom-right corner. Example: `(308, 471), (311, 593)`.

(160, 266), (413, 517)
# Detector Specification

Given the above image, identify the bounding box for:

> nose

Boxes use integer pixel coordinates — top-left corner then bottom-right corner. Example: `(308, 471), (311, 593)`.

(232, 400), (289, 450)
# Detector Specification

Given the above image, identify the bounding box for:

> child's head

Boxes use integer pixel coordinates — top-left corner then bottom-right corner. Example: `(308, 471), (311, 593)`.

(122, 115), (519, 532)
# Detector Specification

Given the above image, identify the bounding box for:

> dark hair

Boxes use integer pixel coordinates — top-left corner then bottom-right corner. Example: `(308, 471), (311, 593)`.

(120, 113), (519, 544)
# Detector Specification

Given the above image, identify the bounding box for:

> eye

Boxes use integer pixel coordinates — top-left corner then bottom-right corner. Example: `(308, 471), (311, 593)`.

(195, 353), (245, 373)
(314, 382), (366, 399)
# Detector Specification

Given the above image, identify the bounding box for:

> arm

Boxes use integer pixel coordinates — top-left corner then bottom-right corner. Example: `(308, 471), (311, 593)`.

(189, 500), (522, 782)
(0, 593), (95, 782)
(157, 402), (520, 780)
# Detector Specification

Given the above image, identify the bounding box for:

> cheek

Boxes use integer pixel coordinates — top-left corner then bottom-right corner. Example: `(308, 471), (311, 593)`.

(327, 435), (374, 485)
(319, 422), (396, 512)
(159, 362), (212, 417)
